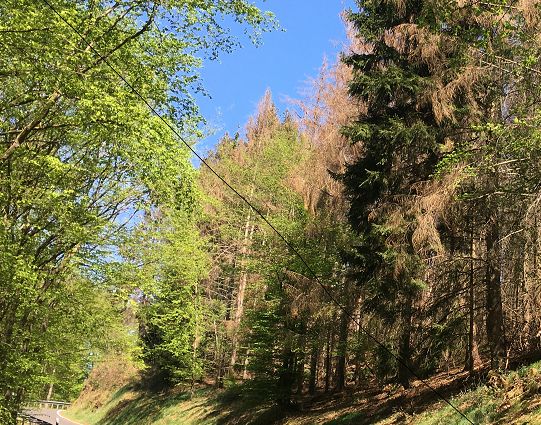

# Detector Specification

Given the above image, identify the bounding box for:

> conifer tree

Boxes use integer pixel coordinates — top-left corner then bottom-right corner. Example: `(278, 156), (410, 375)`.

(342, 0), (463, 387)
(343, 0), (541, 380)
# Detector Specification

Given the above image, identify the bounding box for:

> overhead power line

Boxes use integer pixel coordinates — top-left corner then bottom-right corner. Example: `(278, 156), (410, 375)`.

(38, 1), (474, 423)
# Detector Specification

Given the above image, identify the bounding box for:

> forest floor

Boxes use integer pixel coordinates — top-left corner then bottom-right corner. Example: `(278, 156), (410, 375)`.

(64, 356), (541, 425)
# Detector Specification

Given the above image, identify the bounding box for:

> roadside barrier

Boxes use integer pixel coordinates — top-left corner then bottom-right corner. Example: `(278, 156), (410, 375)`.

(17, 400), (72, 424)
(24, 400), (71, 410)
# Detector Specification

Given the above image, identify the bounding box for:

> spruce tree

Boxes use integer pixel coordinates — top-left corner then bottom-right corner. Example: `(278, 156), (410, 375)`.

(343, 0), (541, 380)
(342, 0), (459, 387)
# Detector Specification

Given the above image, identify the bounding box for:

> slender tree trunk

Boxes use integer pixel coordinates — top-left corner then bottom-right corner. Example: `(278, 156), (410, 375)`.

(295, 335), (306, 395)
(225, 275), (234, 321)
(192, 320), (201, 389)
(524, 216), (538, 349)
(465, 226), (481, 373)
(335, 312), (348, 391)
(335, 279), (353, 391)
(46, 381), (54, 401)
(46, 367), (55, 401)
(398, 296), (413, 389)
(229, 208), (253, 375)
(354, 330), (362, 386)
(486, 218), (506, 370)
(324, 328), (334, 393)
(308, 344), (318, 395)
(242, 354), (249, 380)
(213, 321), (224, 388)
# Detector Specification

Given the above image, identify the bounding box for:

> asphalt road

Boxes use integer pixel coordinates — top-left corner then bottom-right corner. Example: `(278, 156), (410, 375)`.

(25, 409), (82, 425)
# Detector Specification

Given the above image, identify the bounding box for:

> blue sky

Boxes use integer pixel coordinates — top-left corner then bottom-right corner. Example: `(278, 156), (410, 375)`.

(195, 0), (356, 156)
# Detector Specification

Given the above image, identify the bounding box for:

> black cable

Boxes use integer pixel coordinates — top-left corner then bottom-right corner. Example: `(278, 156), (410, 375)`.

(39, 1), (475, 422)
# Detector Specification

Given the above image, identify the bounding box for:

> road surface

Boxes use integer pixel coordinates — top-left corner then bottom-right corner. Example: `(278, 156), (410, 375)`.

(25, 408), (83, 425)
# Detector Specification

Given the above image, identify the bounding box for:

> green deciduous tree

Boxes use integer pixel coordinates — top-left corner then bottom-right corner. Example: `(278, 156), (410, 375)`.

(129, 207), (209, 385)
(0, 0), (274, 420)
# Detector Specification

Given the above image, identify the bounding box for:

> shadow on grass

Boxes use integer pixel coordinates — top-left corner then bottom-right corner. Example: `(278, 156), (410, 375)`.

(317, 373), (485, 425)
(324, 412), (364, 425)
(92, 378), (288, 425)
(209, 379), (289, 425)
(91, 355), (541, 425)
(95, 389), (193, 425)
(320, 354), (541, 425)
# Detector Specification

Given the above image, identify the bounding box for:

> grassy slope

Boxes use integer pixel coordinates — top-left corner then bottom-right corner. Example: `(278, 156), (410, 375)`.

(413, 361), (541, 425)
(64, 361), (541, 425)
(66, 385), (284, 425)
(66, 388), (219, 425)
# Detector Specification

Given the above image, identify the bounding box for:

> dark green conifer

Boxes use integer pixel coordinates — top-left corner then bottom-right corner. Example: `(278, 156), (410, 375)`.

(342, 0), (456, 387)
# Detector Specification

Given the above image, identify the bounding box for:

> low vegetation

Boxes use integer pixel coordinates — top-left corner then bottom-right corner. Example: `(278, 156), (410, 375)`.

(64, 359), (541, 424)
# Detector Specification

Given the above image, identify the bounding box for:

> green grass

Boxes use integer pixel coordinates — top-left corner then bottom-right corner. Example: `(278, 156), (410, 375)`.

(63, 380), (284, 425)
(65, 361), (541, 425)
(65, 387), (221, 425)
(414, 361), (541, 425)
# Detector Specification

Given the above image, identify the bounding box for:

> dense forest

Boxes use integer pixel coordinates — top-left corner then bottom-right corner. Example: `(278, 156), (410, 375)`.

(3, 0), (541, 424)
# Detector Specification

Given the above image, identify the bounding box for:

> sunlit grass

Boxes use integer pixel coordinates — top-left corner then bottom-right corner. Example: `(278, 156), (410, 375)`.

(414, 361), (541, 425)
(64, 360), (541, 425)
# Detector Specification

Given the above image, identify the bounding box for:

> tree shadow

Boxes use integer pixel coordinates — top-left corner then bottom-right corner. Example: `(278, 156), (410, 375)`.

(318, 353), (541, 425)
(96, 389), (193, 425)
(206, 380), (289, 425)
(90, 353), (541, 425)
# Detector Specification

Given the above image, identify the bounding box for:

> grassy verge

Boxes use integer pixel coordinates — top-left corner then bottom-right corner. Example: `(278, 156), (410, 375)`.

(64, 363), (282, 425)
(64, 387), (220, 425)
(65, 359), (541, 425)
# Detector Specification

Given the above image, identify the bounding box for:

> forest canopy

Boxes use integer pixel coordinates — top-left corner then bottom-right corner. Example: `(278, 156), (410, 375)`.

(4, 0), (541, 424)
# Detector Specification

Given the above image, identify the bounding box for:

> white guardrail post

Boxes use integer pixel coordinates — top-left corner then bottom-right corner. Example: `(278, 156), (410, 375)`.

(32, 400), (71, 410)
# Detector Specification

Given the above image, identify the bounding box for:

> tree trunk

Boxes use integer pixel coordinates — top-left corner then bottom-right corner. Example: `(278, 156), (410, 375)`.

(465, 226), (481, 373)
(335, 314), (348, 391)
(242, 354), (249, 380)
(353, 301), (366, 386)
(295, 336), (306, 395)
(308, 344), (318, 395)
(229, 208), (253, 375)
(213, 321), (224, 388)
(324, 328), (334, 393)
(524, 216), (539, 349)
(46, 382), (54, 401)
(335, 281), (353, 392)
(398, 296), (413, 389)
(278, 349), (295, 408)
(486, 218), (506, 370)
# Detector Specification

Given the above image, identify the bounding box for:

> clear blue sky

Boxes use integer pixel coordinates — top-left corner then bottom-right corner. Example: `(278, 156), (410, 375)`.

(195, 0), (356, 156)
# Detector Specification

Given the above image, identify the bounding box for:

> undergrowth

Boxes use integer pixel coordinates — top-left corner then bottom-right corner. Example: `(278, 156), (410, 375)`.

(65, 360), (541, 425)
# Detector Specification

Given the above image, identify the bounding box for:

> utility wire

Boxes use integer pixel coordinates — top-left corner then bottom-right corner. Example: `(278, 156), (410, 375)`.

(39, 1), (474, 423)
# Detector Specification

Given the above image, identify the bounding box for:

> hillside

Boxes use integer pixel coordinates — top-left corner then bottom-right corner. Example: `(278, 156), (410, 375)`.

(64, 359), (541, 425)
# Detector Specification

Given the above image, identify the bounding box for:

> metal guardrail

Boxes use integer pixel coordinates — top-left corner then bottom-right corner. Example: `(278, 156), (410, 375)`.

(17, 400), (72, 424)
(24, 400), (71, 410)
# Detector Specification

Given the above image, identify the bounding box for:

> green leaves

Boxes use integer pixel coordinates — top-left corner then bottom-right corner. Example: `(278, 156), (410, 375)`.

(0, 0), (275, 416)
(122, 206), (209, 383)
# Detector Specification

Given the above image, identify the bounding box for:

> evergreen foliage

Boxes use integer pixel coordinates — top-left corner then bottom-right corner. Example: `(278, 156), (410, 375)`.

(341, 0), (451, 387)
(7, 1), (541, 423)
